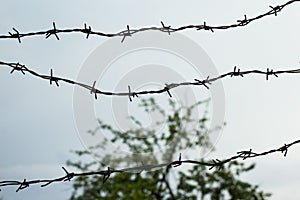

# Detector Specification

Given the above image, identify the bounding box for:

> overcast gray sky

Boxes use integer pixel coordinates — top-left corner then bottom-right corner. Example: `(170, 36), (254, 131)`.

(1, 0), (300, 199)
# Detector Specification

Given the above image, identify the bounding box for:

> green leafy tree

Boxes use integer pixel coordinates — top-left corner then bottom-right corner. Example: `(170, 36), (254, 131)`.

(67, 98), (271, 200)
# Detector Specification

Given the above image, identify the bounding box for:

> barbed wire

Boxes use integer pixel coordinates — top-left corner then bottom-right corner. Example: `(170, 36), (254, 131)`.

(1, 0), (299, 43)
(1, 0), (299, 195)
(0, 139), (299, 192)
(1, 61), (300, 101)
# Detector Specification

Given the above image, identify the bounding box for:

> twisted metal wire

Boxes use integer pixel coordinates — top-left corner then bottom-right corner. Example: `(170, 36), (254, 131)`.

(1, 61), (300, 101)
(0, 139), (299, 192)
(0, 0), (299, 43)
(1, 0), (300, 193)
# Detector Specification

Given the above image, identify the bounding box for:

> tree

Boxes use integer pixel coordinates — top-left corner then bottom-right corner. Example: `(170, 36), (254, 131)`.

(67, 98), (271, 200)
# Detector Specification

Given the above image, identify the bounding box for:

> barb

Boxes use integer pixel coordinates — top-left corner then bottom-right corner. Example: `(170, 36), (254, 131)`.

(1, 61), (300, 101)
(1, 139), (299, 192)
(45, 22), (59, 40)
(0, 0), (299, 42)
(90, 81), (98, 100)
(83, 23), (92, 39)
(8, 28), (21, 43)
(49, 69), (59, 86)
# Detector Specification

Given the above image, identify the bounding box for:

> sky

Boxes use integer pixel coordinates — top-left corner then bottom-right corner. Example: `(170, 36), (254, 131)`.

(1, 0), (300, 199)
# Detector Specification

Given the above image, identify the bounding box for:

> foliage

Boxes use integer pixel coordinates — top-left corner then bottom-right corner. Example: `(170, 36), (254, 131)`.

(67, 98), (271, 200)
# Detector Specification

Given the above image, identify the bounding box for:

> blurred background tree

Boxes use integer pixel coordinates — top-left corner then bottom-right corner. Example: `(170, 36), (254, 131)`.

(67, 98), (271, 200)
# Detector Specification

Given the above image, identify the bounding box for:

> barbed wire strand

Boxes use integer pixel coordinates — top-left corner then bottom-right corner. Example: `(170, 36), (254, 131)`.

(1, 0), (299, 43)
(1, 61), (300, 100)
(1, 0), (299, 194)
(0, 139), (299, 192)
